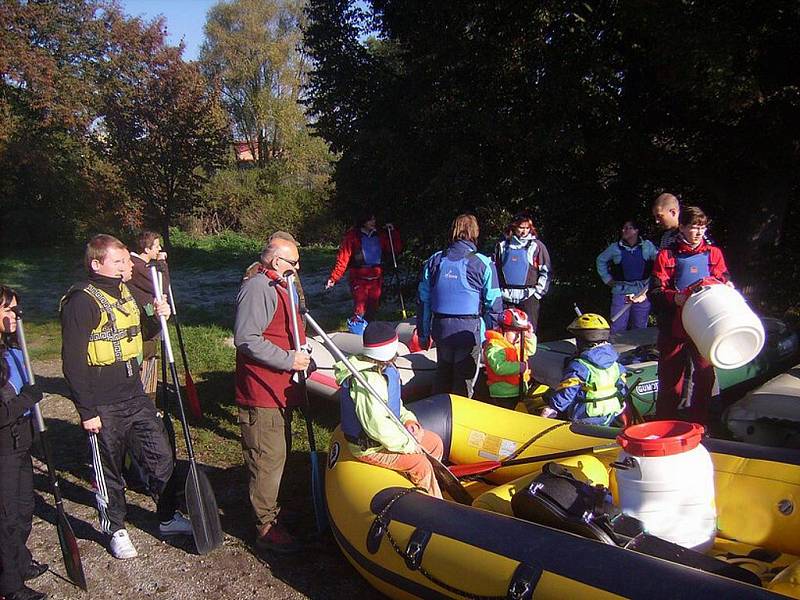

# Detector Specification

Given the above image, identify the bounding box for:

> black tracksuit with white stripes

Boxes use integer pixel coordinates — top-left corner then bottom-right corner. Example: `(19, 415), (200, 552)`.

(61, 273), (176, 534)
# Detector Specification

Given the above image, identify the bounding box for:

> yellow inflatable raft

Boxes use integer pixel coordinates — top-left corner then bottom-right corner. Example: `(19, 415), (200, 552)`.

(325, 394), (800, 599)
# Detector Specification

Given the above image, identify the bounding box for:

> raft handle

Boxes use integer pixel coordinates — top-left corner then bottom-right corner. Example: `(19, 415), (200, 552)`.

(367, 518), (388, 554)
(507, 562), (542, 600)
(404, 528), (432, 571)
(610, 456), (637, 471)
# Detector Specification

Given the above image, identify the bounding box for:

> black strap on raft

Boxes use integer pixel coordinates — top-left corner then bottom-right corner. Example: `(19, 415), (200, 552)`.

(404, 528), (432, 571)
(369, 487), (540, 599)
(507, 563), (542, 600)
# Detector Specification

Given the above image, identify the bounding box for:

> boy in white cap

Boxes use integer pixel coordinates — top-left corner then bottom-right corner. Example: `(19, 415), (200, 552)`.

(334, 322), (444, 497)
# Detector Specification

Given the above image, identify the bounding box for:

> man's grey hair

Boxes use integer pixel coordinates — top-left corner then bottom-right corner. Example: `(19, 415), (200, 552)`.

(260, 238), (297, 265)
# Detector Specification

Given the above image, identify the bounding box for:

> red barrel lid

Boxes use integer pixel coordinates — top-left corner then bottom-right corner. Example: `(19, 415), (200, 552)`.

(616, 421), (705, 457)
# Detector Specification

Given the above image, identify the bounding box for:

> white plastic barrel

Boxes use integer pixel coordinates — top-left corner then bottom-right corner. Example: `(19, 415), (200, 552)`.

(681, 283), (765, 369)
(613, 421), (717, 553)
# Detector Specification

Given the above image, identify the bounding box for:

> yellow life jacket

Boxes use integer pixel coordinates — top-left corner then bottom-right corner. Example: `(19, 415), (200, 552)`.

(575, 358), (624, 418)
(78, 283), (142, 366)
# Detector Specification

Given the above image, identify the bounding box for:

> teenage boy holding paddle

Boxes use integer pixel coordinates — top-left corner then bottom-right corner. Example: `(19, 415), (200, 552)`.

(60, 234), (192, 560)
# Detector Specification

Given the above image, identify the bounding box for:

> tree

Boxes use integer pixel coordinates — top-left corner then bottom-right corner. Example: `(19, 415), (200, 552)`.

(201, 0), (311, 167)
(102, 48), (230, 246)
(304, 0), (800, 317)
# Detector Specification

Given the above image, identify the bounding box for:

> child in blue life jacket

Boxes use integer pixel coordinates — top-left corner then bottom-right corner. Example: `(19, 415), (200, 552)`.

(541, 313), (628, 426)
(334, 322), (444, 498)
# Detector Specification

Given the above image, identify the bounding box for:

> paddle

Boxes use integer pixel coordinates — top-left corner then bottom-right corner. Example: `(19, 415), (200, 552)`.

(150, 266), (223, 554)
(14, 308), (88, 591)
(449, 443), (619, 478)
(385, 224), (407, 319)
(518, 330), (526, 405)
(301, 309), (474, 505)
(286, 274), (328, 534)
(624, 377), (645, 425)
(166, 281), (202, 421)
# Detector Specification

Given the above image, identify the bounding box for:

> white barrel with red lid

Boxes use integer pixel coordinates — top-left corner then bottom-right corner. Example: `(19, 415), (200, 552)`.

(613, 421), (717, 552)
(681, 283), (764, 369)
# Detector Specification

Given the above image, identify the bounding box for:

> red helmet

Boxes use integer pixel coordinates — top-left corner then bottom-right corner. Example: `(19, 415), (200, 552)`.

(499, 308), (530, 331)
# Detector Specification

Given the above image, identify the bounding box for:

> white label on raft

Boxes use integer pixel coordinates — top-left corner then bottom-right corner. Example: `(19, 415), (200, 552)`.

(636, 380), (658, 395)
(468, 430), (517, 461)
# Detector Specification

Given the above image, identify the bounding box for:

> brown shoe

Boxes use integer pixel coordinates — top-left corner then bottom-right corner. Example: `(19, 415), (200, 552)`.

(255, 521), (302, 554)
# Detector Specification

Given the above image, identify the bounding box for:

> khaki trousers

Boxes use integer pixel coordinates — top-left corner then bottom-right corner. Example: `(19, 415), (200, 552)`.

(238, 406), (292, 529)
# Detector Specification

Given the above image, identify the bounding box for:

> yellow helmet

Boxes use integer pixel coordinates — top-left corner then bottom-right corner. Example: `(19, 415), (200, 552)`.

(567, 313), (610, 342)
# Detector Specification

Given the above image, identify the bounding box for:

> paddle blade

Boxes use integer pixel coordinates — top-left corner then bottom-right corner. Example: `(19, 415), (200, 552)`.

(185, 463), (223, 554)
(309, 451), (329, 534)
(448, 460), (502, 479)
(184, 374), (202, 421)
(429, 456), (473, 505)
(56, 504), (87, 591)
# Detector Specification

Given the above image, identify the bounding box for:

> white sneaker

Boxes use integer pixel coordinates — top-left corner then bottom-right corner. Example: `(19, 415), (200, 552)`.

(110, 529), (138, 559)
(159, 511), (193, 536)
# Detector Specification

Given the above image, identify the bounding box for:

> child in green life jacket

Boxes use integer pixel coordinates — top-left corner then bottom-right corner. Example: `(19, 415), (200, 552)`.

(541, 313), (628, 426)
(483, 308), (537, 409)
(334, 322), (444, 498)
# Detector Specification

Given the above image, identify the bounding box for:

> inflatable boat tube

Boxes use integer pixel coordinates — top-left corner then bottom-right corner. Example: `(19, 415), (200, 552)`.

(326, 393), (800, 599)
(724, 363), (800, 448)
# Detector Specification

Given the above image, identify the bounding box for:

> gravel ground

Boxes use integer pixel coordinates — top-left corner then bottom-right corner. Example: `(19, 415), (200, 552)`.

(22, 360), (385, 600)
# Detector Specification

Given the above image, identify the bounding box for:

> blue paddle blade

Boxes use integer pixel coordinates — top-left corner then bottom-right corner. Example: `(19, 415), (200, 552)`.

(310, 450), (328, 534)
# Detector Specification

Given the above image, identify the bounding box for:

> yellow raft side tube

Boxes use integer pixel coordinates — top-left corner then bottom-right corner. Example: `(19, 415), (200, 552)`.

(325, 393), (800, 599)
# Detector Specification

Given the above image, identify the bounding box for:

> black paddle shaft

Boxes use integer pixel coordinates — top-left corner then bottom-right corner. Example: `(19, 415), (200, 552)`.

(167, 284), (193, 388)
(14, 311), (88, 590)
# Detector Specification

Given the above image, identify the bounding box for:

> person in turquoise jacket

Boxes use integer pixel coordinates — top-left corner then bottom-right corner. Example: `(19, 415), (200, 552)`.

(596, 219), (658, 335)
(417, 214), (502, 398)
(335, 322), (444, 498)
(541, 314), (627, 426)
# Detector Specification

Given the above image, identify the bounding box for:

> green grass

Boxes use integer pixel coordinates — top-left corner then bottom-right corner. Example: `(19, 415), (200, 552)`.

(3, 231), (352, 468)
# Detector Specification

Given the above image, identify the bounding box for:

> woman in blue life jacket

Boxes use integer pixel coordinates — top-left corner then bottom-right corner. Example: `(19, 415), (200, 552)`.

(493, 212), (551, 332)
(1, 286), (49, 600)
(334, 322), (444, 498)
(541, 313), (628, 426)
(596, 219), (658, 335)
(417, 214), (503, 398)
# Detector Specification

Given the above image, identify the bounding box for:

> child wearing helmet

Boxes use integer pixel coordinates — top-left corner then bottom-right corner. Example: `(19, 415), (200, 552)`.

(483, 308), (537, 409)
(541, 313), (628, 426)
(334, 322), (444, 498)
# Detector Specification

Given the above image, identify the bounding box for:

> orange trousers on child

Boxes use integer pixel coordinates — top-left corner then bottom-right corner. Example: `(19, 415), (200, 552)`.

(357, 429), (444, 498)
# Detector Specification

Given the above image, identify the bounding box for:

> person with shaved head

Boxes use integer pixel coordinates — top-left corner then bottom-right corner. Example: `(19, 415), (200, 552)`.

(652, 192), (681, 249)
(234, 235), (310, 553)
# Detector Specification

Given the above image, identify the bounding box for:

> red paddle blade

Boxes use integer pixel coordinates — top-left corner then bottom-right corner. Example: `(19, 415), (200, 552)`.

(184, 374), (202, 420)
(449, 460), (502, 478)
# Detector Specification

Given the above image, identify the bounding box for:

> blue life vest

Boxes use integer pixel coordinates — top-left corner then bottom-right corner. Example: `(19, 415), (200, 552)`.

(674, 251), (710, 290)
(430, 253), (481, 317)
(360, 233), (382, 266)
(347, 315), (368, 335)
(3, 348), (30, 417)
(611, 242), (652, 282)
(340, 364), (402, 445)
(501, 241), (532, 288)
(4, 348), (28, 394)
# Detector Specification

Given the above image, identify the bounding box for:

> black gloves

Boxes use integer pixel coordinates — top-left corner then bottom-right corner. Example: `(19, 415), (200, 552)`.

(19, 385), (43, 408)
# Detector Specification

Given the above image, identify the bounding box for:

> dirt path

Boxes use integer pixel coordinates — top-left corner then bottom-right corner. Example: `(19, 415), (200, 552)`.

(25, 360), (383, 600)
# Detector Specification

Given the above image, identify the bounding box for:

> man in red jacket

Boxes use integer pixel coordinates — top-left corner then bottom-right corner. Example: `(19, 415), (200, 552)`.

(649, 206), (731, 425)
(234, 237), (310, 553)
(326, 212), (402, 330)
